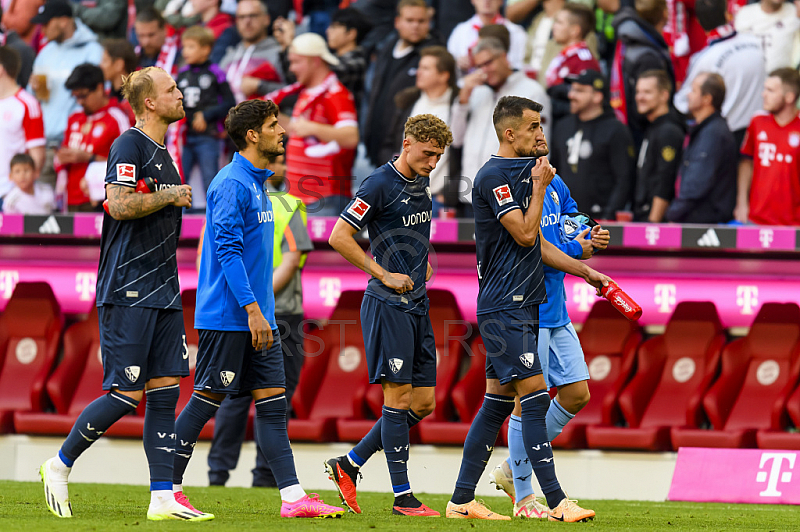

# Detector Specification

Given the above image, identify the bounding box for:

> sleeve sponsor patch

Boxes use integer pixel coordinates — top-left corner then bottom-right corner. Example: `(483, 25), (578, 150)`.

(116, 163), (136, 183)
(347, 198), (371, 220)
(492, 184), (513, 206)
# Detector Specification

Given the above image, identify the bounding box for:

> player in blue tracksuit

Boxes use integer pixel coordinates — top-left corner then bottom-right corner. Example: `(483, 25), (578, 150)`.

(445, 96), (611, 523)
(325, 114), (453, 517)
(171, 99), (343, 519)
(490, 173), (611, 518)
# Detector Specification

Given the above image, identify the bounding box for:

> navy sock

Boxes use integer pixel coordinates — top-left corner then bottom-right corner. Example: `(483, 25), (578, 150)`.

(173, 392), (220, 485)
(520, 391), (566, 509)
(349, 409), (423, 466)
(255, 393), (299, 490)
(143, 384), (181, 491)
(451, 394), (515, 504)
(59, 390), (139, 466)
(381, 406), (411, 496)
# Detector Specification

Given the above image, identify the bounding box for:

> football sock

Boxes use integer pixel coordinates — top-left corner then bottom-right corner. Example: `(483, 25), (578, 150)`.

(349, 409), (423, 467)
(546, 398), (574, 443)
(59, 390), (139, 467)
(507, 413), (535, 502)
(144, 383), (181, 491)
(381, 406), (412, 496)
(255, 393), (299, 490)
(451, 394), (515, 505)
(173, 393), (221, 485)
(520, 391), (566, 509)
(280, 484), (307, 503)
(394, 492), (423, 509)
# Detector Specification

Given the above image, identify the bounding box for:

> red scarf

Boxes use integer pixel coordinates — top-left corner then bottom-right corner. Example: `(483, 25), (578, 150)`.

(545, 41), (586, 88)
(706, 23), (735, 46)
(610, 40), (627, 124)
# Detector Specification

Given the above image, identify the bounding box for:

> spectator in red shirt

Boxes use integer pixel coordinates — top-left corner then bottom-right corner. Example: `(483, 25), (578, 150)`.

(267, 33), (359, 216)
(191, 0), (234, 40)
(737, 68), (800, 226)
(56, 63), (130, 211)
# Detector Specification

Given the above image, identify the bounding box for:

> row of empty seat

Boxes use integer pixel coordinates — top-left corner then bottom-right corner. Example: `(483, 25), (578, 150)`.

(3, 281), (800, 451)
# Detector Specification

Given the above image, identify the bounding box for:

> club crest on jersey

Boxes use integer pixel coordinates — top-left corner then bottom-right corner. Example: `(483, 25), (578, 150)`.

(348, 198), (371, 220)
(220, 371), (236, 387)
(125, 365), (141, 382)
(791, 133), (800, 148)
(564, 218), (579, 235)
(426, 186), (431, 199)
(519, 353), (535, 369)
(550, 190), (559, 205)
(116, 163), (135, 183)
(389, 358), (404, 374)
(493, 184), (513, 206)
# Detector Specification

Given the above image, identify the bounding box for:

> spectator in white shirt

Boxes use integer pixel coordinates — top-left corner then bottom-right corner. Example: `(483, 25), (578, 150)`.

(735, 0), (800, 73)
(3, 153), (54, 214)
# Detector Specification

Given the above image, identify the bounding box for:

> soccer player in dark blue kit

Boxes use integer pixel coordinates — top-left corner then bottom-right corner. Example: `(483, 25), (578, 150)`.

(445, 96), (610, 522)
(38, 67), (208, 521)
(170, 99), (343, 519)
(326, 114), (453, 516)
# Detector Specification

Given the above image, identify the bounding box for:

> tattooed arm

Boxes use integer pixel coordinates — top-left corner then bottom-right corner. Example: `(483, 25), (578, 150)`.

(106, 184), (193, 220)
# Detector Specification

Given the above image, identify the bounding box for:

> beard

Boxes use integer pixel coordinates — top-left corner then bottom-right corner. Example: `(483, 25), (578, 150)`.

(258, 138), (285, 159)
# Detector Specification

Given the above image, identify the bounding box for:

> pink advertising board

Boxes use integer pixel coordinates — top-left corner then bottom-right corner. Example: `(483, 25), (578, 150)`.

(669, 447), (800, 504)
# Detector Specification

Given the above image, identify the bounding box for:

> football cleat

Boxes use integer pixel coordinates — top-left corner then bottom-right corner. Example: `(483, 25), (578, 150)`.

(445, 499), (511, 520)
(514, 495), (550, 518)
(548, 498), (595, 523)
(489, 460), (516, 503)
(324, 456), (361, 513)
(280, 494), (345, 518)
(392, 494), (440, 516)
(39, 458), (72, 518)
(174, 491), (207, 514)
(147, 498), (215, 521)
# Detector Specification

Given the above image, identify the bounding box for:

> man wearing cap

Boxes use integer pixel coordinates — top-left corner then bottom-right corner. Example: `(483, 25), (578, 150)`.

(29, 0), (103, 189)
(549, 69), (635, 221)
(266, 32), (358, 216)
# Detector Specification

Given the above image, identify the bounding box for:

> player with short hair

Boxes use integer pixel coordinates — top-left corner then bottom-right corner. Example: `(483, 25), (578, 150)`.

(38, 66), (201, 521)
(170, 98), (344, 519)
(445, 95), (609, 522)
(326, 114), (453, 516)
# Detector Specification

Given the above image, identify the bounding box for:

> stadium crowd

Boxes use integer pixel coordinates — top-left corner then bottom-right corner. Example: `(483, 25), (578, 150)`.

(0, 0), (799, 225)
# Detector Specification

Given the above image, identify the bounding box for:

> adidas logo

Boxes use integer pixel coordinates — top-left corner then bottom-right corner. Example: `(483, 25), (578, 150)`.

(697, 229), (720, 247)
(38, 215), (61, 234)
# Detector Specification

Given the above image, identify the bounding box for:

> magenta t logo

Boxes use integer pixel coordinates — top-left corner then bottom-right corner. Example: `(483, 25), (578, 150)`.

(757, 452), (796, 497)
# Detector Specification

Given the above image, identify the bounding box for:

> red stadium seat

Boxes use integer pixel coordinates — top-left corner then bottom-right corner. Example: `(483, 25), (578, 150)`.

(673, 303), (800, 449)
(552, 300), (642, 449)
(0, 282), (63, 432)
(336, 289), (469, 442)
(758, 376), (800, 449)
(288, 291), (368, 442)
(586, 302), (726, 451)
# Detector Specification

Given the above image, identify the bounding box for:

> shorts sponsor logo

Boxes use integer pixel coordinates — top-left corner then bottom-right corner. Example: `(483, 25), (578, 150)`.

(220, 371), (236, 387)
(389, 358), (404, 374)
(493, 184), (513, 206)
(347, 198), (371, 220)
(519, 352), (535, 369)
(116, 163), (135, 183)
(125, 365), (140, 382)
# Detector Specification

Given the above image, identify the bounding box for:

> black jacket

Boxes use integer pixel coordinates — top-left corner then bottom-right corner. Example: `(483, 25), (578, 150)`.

(550, 108), (636, 220)
(634, 111), (685, 221)
(666, 113), (736, 223)
(176, 61), (236, 138)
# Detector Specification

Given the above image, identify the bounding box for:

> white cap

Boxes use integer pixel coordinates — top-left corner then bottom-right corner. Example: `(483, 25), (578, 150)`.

(289, 32), (340, 66)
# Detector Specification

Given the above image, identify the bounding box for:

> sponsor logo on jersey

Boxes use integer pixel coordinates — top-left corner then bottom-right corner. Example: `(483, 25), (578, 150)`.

(493, 184), (513, 206)
(540, 213), (558, 227)
(519, 352), (535, 369)
(389, 358), (404, 374)
(402, 210), (432, 226)
(116, 163), (136, 183)
(125, 365), (141, 382)
(347, 198), (371, 220)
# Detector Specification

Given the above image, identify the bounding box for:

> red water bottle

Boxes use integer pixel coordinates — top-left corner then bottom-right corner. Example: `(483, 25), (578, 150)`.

(601, 281), (642, 321)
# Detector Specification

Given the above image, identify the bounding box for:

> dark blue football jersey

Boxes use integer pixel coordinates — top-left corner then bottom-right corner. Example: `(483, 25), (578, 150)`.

(96, 127), (184, 310)
(473, 155), (547, 315)
(340, 161), (432, 315)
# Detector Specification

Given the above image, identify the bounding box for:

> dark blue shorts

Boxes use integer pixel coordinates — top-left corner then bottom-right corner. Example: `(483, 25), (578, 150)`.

(194, 329), (285, 394)
(478, 306), (542, 385)
(99, 305), (190, 391)
(361, 295), (436, 387)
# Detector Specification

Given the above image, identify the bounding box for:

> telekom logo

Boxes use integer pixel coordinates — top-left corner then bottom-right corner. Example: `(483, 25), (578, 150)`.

(0, 270), (19, 299)
(757, 452), (796, 497)
(311, 218), (327, 239)
(759, 229), (774, 249)
(75, 272), (97, 301)
(572, 283), (595, 312)
(645, 226), (660, 245)
(736, 286), (759, 315)
(654, 284), (676, 313)
(319, 277), (341, 307)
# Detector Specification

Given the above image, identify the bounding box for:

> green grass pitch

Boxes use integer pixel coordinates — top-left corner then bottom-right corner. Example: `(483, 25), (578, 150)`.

(0, 480), (794, 531)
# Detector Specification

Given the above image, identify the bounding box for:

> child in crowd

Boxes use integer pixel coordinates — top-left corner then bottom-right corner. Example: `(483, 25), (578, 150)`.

(3, 153), (54, 214)
(176, 26), (236, 198)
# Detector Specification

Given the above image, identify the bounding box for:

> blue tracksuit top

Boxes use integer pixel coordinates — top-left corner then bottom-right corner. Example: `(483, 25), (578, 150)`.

(195, 152), (276, 331)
